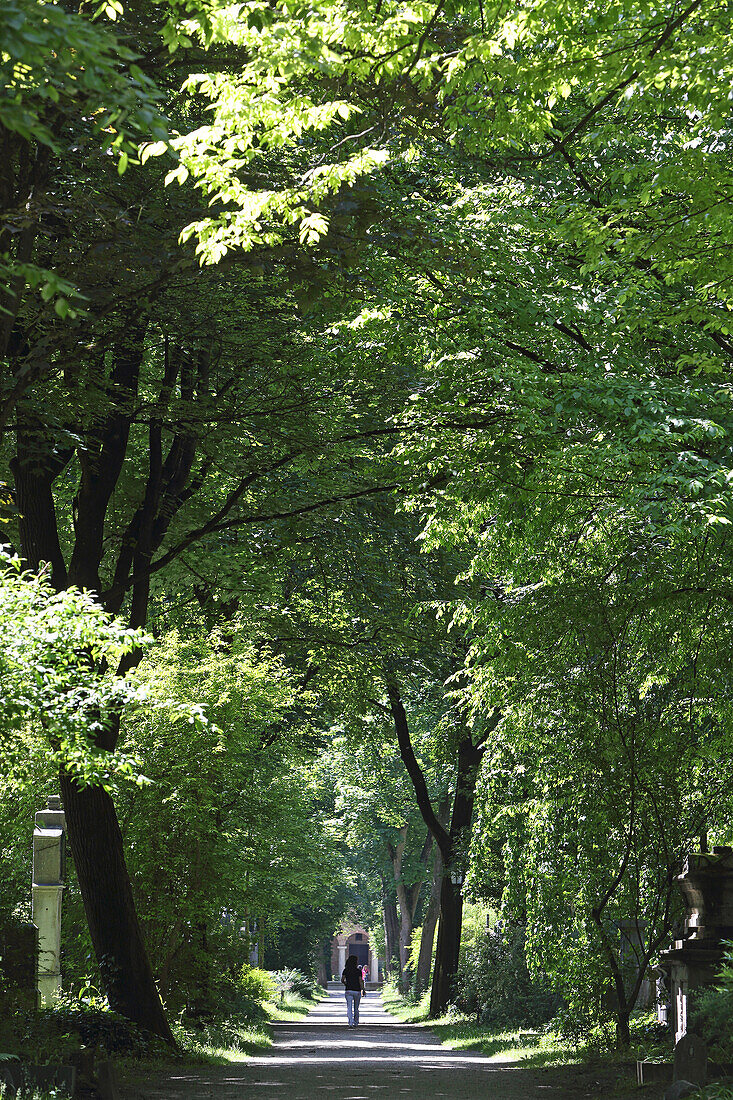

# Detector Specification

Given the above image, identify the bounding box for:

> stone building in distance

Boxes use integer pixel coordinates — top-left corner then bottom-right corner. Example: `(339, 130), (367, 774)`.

(330, 921), (380, 983)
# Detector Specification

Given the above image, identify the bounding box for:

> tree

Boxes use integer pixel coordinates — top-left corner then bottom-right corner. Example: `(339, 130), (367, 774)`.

(4, 0), (733, 1046)
(446, 497), (733, 1042)
(385, 674), (502, 1014)
(0, 550), (150, 791)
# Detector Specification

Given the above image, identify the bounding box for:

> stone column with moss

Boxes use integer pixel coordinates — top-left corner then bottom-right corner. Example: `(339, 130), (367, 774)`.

(32, 795), (66, 1005)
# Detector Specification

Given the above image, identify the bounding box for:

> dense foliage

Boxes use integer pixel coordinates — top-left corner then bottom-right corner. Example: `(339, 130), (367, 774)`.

(1, 0), (732, 1062)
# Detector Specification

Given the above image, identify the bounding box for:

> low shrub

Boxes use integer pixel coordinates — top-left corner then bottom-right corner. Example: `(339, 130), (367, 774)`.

(456, 924), (560, 1029)
(700, 1085), (733, 1100)
(237, 965), (275, 1004)
(0, 991), (166, 1064)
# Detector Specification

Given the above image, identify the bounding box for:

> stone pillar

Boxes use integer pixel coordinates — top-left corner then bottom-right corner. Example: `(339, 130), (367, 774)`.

(32, 795), (66, 1005)
(660, 847), (733, 1044)
(618, 919), (652, 1009)
(337, 939), (347, 976)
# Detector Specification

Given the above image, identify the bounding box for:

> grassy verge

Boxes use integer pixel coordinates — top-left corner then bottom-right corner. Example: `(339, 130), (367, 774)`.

(1, 988), (325, 1097)
(265, 989), (325, 1023)
(382, 987), (579, 1066)
(120, 988), (324, 1076)
(381, 987), (670, 1072)
(172, 989), (323, 1061)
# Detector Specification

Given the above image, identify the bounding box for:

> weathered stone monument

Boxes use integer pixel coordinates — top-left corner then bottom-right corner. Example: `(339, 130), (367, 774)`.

(32, 794), (66, 1005)
(660, 846), (733, 1044)
(617, 918), (653, 1009)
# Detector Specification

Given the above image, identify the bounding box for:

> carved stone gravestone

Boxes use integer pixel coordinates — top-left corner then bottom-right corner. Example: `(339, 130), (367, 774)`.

(674, 1032), (708, 1085)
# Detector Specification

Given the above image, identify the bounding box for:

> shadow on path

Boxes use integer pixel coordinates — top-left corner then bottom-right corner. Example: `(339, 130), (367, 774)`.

(121, 989), (638, 1099)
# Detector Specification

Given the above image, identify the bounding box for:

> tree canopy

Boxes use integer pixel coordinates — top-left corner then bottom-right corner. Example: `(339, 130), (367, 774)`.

(1, 0), (732, 1052)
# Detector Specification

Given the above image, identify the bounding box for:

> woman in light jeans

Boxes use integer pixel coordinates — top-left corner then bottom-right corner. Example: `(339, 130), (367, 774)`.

(341, 955), (365, 1026)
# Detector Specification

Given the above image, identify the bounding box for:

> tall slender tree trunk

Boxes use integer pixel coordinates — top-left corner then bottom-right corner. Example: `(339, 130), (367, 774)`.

(59, 773), (174, 1041)
(382, 888), (401, 981)
(315, 943), (329, 987)
(387, 827), (420, 991)
(414, 845), (443, 997)
(398, 902), (414, 991)
(386, 671), (502, 1017)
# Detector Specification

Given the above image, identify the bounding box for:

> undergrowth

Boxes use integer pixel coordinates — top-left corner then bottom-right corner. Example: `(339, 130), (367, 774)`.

(382, 987), (670, 1069)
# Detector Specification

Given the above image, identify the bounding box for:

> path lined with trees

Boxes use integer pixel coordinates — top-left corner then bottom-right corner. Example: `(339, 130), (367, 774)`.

(1, 0), (733, 1085)
(121, 990), (608, 1100)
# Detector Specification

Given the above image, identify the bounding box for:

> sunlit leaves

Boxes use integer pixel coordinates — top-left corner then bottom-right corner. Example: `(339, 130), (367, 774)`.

(0, 552), (147, 790)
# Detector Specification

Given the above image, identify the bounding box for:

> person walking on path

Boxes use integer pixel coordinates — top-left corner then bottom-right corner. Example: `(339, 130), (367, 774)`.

(340, 955), (365, 1027)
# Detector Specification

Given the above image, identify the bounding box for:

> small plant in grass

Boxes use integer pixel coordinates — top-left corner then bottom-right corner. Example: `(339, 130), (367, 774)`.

(270, 969), (317, 1001)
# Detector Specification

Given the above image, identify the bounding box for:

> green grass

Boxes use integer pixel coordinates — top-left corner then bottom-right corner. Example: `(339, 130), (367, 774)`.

(174, 990), (321, 1061)
(119, 989), (322, 1078)
(1, 990), (325, 1097)
(265, 989), (325, 1023)
(381, 988), (667, 1071)
(381, 987), (431, 1023)
(172, 1021), (272, 1064)
(382, 989), (578, 1066)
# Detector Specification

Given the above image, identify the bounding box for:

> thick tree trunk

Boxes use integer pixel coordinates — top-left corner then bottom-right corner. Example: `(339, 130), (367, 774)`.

(13, 348), (177, 1044)
(429, 734), (482, 1016)
(12, 420), (69, 588)
(414, 845), (443, 997)
(59, 772), (174, 1042)
(429, 877), (463, 1016)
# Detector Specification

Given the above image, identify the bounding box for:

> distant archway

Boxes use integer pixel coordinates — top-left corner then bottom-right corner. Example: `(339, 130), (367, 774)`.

(330, 922), (380, 982)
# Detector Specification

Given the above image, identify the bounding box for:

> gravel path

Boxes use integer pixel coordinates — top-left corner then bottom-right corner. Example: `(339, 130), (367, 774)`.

(121, 989), (640, 1099)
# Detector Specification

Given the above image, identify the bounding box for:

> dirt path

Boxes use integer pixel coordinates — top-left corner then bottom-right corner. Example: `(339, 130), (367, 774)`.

(121, 989), (646, 1099)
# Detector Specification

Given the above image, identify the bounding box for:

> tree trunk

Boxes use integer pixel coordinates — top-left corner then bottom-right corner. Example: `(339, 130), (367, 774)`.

(429, 876), (463, 1016)
(382, 889), (401, 981)
(13, 368), (176, 1044)
(59, 772), (174, 1042)
(12, 419), (69, 588)
(315, 943), (329, 987)
(616, 1009), (631, 1048)
(414, 845), (443, 997)
(258, 920), (265, 968)
(397, 900), (414, 992)
(386, 673), (501, 1017)
(387, 827), (418, 991)
(428, 734), (481, 1016)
